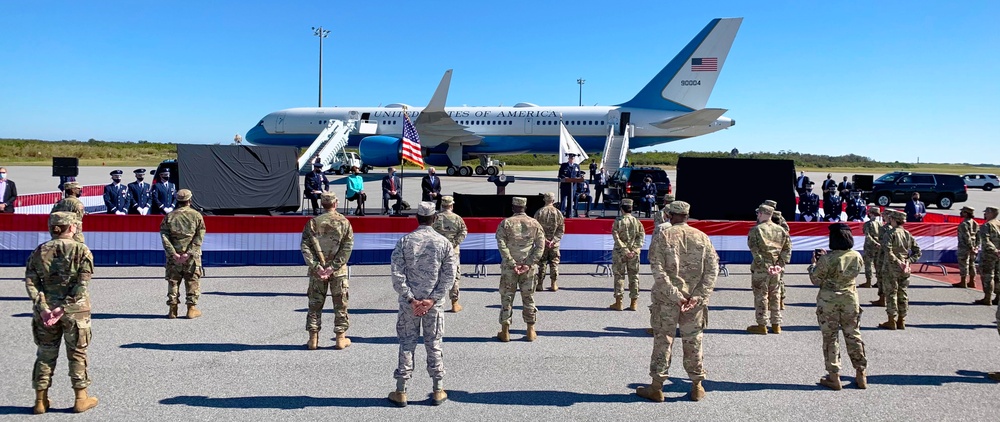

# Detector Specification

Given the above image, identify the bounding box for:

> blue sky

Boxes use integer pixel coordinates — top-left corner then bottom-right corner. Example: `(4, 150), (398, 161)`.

(1, 1), (997, 164)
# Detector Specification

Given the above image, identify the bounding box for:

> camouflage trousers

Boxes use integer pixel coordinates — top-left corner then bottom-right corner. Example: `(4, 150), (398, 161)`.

(816, 301), (867, 374)
(499, 264), (537, 325)
(166, 259), (202, 306)
(612, 250), (640, 299)
(394, 303), (445, 381)
(449, 262), (461, 301)
(536, 246), (560, 288)
(648, 301), (707, 383)
(307, 274), (349, 333)
(751, 271), (781, 325)
(981, 255), (1000, 295)
(883, 274), (910, 318)
(32, 311), (92, 390)
(957, 248), (977, 281)
(863, 249), (879, 283)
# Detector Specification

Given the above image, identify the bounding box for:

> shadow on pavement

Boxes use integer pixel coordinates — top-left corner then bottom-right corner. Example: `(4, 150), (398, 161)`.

(906, 323), (996, 330)
(351, 335), (496, 344)
(870, 371), (996, 386)
(0, 296), (28, 301)
(448, 389), (638, 406)
(204, 291), (304, 298)
(120, 342), (305, 352)
(159, 395), (388, 409)
(713, 287), (752, 292)
(484, 304), (617, 312)
(293, 308), (396, 315)
(10, 312), (163, 320)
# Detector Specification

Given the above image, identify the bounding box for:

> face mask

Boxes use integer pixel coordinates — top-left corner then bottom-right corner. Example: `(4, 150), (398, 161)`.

(136, 176), (144, 181)
(0, 173), (6, 180)
(113, 177), (121, 183)
(162, 176), (170, 181)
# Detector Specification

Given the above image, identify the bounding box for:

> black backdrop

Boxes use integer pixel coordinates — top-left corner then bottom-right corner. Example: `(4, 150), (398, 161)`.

(453, 193), (545, 217)
(177, 144), (300, 215)
(676, 157), (796, 221)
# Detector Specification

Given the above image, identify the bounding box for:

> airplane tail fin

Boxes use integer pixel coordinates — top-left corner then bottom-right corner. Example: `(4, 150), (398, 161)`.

(618, 17), (742, 111)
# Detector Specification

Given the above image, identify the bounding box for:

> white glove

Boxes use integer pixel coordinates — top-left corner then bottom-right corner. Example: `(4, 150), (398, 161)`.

(164, 207), (174, 213)
(138, 207), (149, 215)
(115, 211), (126, 215)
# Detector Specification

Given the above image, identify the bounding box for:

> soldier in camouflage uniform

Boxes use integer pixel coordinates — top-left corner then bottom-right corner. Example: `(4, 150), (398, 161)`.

(495, 197), (546, 342)
(764, 200), (790, 309)
(878, 210), (921, 330)
(533, 192), (565, 292)
(432, 195), (467, 312)
(808, 223), (868, 391)
(871, 208), (895, 307)
(300, 192), (354, 350)
(611, 198), (645, 311)
(746, 204), (792, 334)
(160, 189), (206, 319)
(859, 207), (882, 288)
(636, 201), (718, 402)
(953, 206), (979, 289)
(388, 202), (457, 407)
(652, 194), (675, 237)
(50, 182), (85, 243)
(976, 206), (1000, 306)
(25, 212), (99, 414)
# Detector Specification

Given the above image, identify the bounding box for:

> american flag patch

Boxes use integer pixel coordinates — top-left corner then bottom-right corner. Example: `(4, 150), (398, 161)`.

(691, 57), (718, 72)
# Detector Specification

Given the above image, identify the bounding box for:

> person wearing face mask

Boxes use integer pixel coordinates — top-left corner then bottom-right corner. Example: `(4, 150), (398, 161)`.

(103, 170), (130, 215)
(345, 166), (367, 216)
(0, 166), (17, 213)
(304, 162), (329, 216)
(127, 169), (152, 215)
(152, 169), (177, 215)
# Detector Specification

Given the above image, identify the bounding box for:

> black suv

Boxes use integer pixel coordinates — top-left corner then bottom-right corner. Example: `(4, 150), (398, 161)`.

(606, 166), (672, 207)
(871, 171), (968, 209)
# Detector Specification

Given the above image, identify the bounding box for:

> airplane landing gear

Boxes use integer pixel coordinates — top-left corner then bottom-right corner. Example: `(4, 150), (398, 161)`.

(475, 165), (486, 175)
(458, 166), (472, 176)
(446, 166), (457, 176)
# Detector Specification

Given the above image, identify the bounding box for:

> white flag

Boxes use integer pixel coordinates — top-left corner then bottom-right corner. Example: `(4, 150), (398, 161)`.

(558, 120), (589, 164)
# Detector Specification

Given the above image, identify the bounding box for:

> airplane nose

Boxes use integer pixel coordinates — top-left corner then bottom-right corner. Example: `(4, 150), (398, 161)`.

(245, 125), (267, 145)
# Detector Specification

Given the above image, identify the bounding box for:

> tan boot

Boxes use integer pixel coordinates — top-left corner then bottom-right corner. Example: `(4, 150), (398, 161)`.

(628, 298), (638, 311)
(878, 318), (897, 330)
(535, 282), (543, 292)
(974, 295), (992, 305)
(690, 380), (706, 401)
(432, 389), (448, 405)
(307, 332), (319, 350)
(334, 332), (351, 349)
(896, 316), (905, 330)
(186, 305), (201, 319)
(167, 305), (177, 319)
(819, 373), (842, 391)
(746, 324), (767, 335)
(771, 324), (782, 334)
(609, 297), (623, 311)
(855, 369), (868, 389)
(450, 300), (463, 313)
(387, 391), (407, 407)
(73, 388), (99, 413)
(525, 324), (537, 342)
(636, 381), (664, 402)
(966, 280), (976, 288)
(871, 296), (886, 307)
(646, 328), (654, 335)
(953, 277), (967, 288)
(497, 324), (510, 342)
(33, 389), (50, 415)
(858, 281), (872, 288)
(549, 280), (559, 292)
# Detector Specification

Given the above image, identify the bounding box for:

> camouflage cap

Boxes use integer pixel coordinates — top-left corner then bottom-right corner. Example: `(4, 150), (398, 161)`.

(667, 201), (690, 215)
(176, 189), (193, 202)
(543, 192), (556, 203)
(961, 206), (975, 213)
(512, 197), (527, 207)
(441, 195), (455, 206)
(985, 206), (998, 213)
(63, 182), (81, 190)
(891, 210), (907, 222)
(756, 204), (775, 214)
(621, 198), (633, 207)
(773, 210), (783, 217)
(763, 200), (777, 208)
(662, 194), (675, 204)
(48, 211), (76, 227)
(320, 191), (337, 206)
(417, 201), (437, 216)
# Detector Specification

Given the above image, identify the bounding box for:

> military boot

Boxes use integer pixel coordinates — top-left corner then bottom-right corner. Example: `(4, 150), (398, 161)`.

(635, 381), (664, 402)
(432, 390), (448, 406)
(871, 296), (886, 307)
(307, 332), (319, 350)
(646, 327), (654, 335)
(33, 389), (50, 415)
(993, 296), (999, 306)
(855, 369), (868, 389)
(387, 391), (407, 407)
(549, 280), (559, 292)
(974, 294), (991, 305)
(966, 279), (976, 288)
(987, 372), (1000, 382)
(771, 324), (782, 334)
(525, 324), (537, 342)
(953, 277), (967, 288)
(878, 318), (897, 330)
(73, 388), (99, 413)
(690, 380), (706, 401)
(334, 332), (351, 349)
(628, 298), (638, 311)
(819, 374), (842, 391)
(858, 280), (872, 288)
(896, 316), (905, 330)
(167, 305), (178, 319)
(450, 300), (463, 313)
(535, 282), (543, 292)
(497, 324), (510, 342)
(609, 297), (623, 311)
(746, 324), (768, 335)
(186, 305), (201, 319)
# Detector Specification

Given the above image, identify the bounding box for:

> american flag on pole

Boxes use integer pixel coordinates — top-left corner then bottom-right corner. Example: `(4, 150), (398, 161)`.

(401, 113), (425, 169)
(691, 57), (718, 72)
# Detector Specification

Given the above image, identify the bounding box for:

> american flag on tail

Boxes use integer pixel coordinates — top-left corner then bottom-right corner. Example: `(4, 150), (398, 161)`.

(401, 113), (425, 169)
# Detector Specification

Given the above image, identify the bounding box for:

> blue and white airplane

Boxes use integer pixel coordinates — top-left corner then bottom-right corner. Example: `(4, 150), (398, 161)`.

(245, 18), (742, 175)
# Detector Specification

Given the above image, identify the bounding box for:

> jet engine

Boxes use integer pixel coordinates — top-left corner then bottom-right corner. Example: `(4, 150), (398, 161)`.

(358, 136), (402, 167)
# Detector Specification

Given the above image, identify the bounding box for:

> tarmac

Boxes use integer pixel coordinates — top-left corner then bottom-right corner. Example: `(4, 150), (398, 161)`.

(1, 263), (998, 420)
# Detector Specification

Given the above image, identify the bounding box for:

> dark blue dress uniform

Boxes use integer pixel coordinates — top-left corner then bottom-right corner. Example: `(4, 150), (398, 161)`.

(846, 196), (867, 222)
(103, 170), (131, 214)
(127, 168), (152, 214)
(798, 184), (820, 222)
(303, 163), (330, 215)
(823, 193), (843, 222)
(558, 159), (580, 217)
(574, 180), (592, 217)
(152, 170), (177, 215)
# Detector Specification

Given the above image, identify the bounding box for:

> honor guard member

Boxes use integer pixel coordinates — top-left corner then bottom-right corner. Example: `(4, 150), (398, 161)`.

(432, 195), (468, 312)
(953, 206), (979, 289)
(50, 182), (85, 243)
(652, 194), (676, 236)
(611, 198), (645, 311)
(845, 191), (867, 222)
(25, 212), (99, 414)
(798, 182), (820, 221)
(160, 189), (206, 319)
(127, 168), (152, 215)
(808, 223), (868, 391)
(859, 207), (882, 288)
(533, 192), (565, 292)
(301, 192), (354, 350)
(388, 202), (457, 407)
(495, 197), (546, 342)
(152, 169), (177, 215)
(637, 201), (719, 402)
(304, 162), (330, 216)
(103, 170), (130, 214)
(557, 154), (580, 217)
(746, 204), (792, 334)
(877, 210), (921, 330)
(976, 207), (1000, 305)
(823, 186), (843, 222)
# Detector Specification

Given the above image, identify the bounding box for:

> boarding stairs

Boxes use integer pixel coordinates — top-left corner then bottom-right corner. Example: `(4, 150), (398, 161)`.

(297, 119), (357, 174)
(600, 124), (632, 175)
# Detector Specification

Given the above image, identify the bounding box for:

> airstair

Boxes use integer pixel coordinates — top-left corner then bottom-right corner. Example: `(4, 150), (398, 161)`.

(297, 119), (357, 174)
(600, 124), (632, 175)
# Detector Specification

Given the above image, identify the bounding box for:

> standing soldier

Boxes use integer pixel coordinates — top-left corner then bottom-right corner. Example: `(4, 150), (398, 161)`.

(103, 170), (130, 214)
(160, 189), (206, 319)
(953, 206), (979, 289)
(534, 192), (565, 292)
(495, 197), (545, 342)
(127, 168), (152, 215)
(976, 207), (1000, 305)
(878, 210), (921, 330)
(611, 198), (645, 311)
(798, 182), (820, 221)
(50, 182), (85, 243)
(764, 200), (790, 309)
(746, 204), (792, 334)
(871, 208), (895, 307)
(859, 207), (882, 288)
(808, 223), (868, 391)
(152, 169), (177, 215)
(636, 201), (719, 402)
(432, 195), (468, 312)
(652, 194), (675, 236)
(25, 212), (98, 414)
(300, 192), (354, 350)
(388, 202), (457, 407)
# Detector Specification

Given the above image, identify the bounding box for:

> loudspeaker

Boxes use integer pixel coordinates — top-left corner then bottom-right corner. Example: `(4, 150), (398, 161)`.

(52, 157), (79, 177)
(852, 175), (874, 191)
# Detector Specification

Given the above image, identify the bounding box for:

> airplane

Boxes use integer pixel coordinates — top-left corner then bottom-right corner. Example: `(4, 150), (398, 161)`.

(245, 18), (742, 176)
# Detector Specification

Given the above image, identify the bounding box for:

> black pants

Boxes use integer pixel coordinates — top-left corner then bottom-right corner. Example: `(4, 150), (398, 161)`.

(593, 185), (604, 206)
(383, 193), (401, 214)
(576, 194), (592, 216)
(307, 197), (321, 215)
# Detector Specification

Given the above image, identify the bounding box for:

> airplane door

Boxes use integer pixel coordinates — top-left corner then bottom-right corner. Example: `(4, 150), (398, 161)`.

(275, 112), (286, 133)
(619, 112), (631, 136)
(525, 117), (534, 134)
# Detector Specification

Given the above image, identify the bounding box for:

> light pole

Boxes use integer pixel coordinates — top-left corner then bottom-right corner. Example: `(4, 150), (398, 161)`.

(577, 78), (585, 106)
(312, 26), (331, 107)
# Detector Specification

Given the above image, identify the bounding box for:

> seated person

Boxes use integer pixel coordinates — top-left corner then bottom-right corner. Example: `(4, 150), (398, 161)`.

(575, 179), (592, 218)
(345, 166), (367, 215)
(639, 176), (657, 218)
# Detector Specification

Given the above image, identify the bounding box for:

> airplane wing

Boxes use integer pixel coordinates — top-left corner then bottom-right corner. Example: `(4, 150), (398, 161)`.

(650, 108), (727, 131)
(413, 69), (482, 148)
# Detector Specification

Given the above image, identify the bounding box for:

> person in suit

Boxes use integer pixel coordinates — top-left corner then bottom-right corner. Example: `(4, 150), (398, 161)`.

(838, 176), (853, 193)
(0, 167), (16, 213)
(796, 171), (810, 196)
(421, 167), (442, 209)
(589, 160), (597, 182)
(822, 173), (837, 204)
(904, 192), (926, 223)
(127, 169), (152, 215)
(152, 169), (177, 215)
(382, 167), (403, 215)
(103, 170), (131, 214)
(798, 182), (820, 222)
(593, 166), (608, 207)
(304, 162), (329, 216)
(557, 154), (580, 217)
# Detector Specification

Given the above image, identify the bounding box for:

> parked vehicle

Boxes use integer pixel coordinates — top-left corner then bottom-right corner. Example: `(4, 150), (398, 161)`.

(871, 172), (968, 209)
(324, 151), (370, 175)
(962, 173), (998, 191)
(606, 166), (672, 207)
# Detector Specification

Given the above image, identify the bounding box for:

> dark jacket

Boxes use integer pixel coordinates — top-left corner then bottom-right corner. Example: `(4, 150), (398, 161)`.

(152, 181), (177, 214)
(905, 200), (926, 222)
(421, 175), (441, 201)
(103, 182), (131, 214)
(304, 172), (329, 199)
(0, 179), (16, 213)
(382, 175), (402, 199)
(127, 180), (152, 213)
